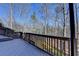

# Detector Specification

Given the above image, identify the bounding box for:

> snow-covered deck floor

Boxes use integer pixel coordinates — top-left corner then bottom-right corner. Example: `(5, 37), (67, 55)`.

(0, 35), (49, 56)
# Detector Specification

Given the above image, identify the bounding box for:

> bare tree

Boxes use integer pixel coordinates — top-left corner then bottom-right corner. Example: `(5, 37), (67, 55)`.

(55, 4), (67, 37)
(7, 3), (13, 29)
(10, 4), (31, 32)
(39, 3), (51, 35)
(19, 4), (31, 32)
(31, 11), (37, 33)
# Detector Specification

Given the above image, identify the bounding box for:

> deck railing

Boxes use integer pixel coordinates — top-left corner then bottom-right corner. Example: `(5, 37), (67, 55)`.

(22, 33), (71, 56)
(0, 26), (76, 56)
(0, 26), (73, 56)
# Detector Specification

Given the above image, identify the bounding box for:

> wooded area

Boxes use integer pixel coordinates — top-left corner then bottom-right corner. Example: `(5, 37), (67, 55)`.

(0, 3), (78, 38)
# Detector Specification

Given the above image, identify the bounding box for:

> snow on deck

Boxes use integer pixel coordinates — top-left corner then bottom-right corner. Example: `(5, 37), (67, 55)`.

(0, 35), (11, 39)
(0, 35), (49, 56)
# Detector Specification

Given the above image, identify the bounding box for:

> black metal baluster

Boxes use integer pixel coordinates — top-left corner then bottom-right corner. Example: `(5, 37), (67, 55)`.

(57, 38), (58, 56)
(52, 39), (54, 55)
(60, 40), (62, 56)
(49, 38), (50, 53)
(50, 38), (52, 54)
(54, 38), (55, 55)
(64, 40), (65, 56)
(44, 37), (47, 50)
(47, 38), (49, 53)
(48, 38), (50, 53)
(51, 38), (53, 55)
(45, 38), (47, 51)
(49, 38), (51, 54)
(68, 40), (70, 56)
(47, 37), (48, 52)
(43, 37), (45, 50)
(44, 37), (46, 50)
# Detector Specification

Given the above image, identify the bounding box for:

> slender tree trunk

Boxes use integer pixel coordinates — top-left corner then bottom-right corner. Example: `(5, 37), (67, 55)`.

(75, 4), (78, 40)
(55, 13), (58, 36)
(10, 3), (13, 29)
(44, 4), (48, 35)
(63, 4), (66, 37)
(75, 4), (78, 55)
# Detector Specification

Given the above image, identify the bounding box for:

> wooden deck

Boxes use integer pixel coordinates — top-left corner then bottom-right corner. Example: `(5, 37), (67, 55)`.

(0, 35), (49, 56)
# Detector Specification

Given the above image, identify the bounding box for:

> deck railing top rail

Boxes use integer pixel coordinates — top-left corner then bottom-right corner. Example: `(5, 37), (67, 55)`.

(25, 33), (70, 40)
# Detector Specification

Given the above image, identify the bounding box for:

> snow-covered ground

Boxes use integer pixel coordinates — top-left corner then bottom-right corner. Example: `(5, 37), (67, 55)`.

(0, 35), (49, 56)
(0, 35), (13, 42)
(0, 35), (11, 39)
